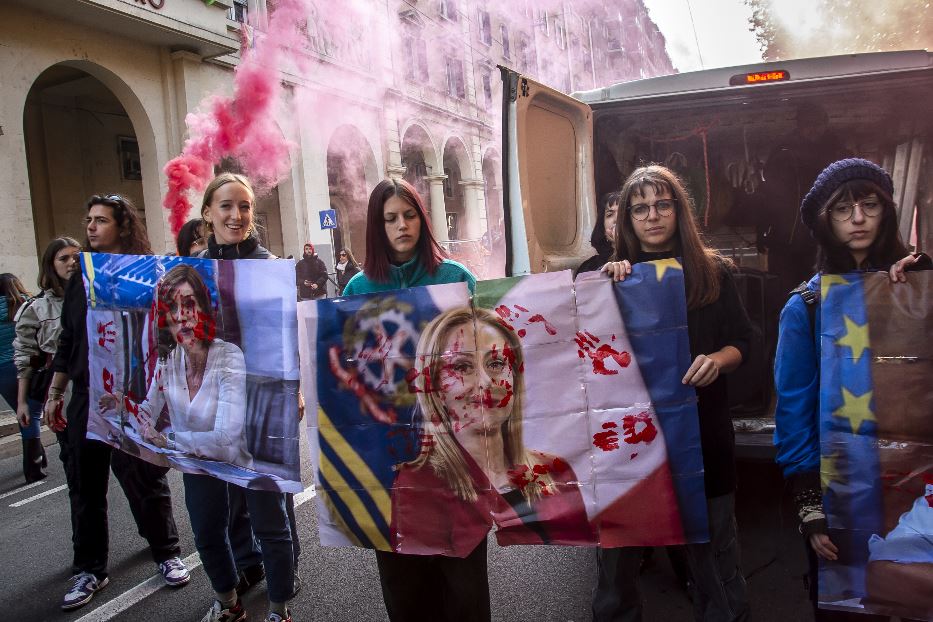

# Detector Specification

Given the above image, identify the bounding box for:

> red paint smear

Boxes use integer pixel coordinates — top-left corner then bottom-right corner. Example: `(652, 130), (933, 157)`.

(622, 411), (658, 445)
(102, 368), (114, 394)
(527, 314), (557, 336)
(494, 305), (515, 332)
(593, 424), (620, 452)
(630, 452), (638, 459)
(517, 329), (527, 338)
(514, 304), (529, 312)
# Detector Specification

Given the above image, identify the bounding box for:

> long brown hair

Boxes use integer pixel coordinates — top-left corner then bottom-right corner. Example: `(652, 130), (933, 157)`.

(810, 180), (907, 273)
(85, 194), (153, 255)
(613, 165), (727, 309)
(363, 179), (447, 283)
(38, 237), (81, 295)
(0, 274), (30, 318)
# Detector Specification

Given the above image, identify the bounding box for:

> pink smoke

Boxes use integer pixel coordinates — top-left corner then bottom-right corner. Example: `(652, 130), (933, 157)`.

(162, 0), (310, 235)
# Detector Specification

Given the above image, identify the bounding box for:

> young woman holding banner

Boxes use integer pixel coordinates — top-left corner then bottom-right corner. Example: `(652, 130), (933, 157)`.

(342, 179), (482, 622)
(188, 172), (297, 622)
(599, 165), (753, 622)
(773, 158), (930, 621)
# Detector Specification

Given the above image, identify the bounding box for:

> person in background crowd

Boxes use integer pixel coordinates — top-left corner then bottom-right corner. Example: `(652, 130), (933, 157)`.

(342, 179), (480, 622)
(575, 191), (621, 276)
(599, 165), (754, 622)
(1, 273), (44, 481)
(334, 248), (360, 295)
(174, 217), (267, 599)
(43, 195), (188, 611)
(296, 242), (328, 300)
(774, 158), (931, 621)
(193, 172), (297, 622)
(12, 238), (81, 483)
(176, 218), (209, 257)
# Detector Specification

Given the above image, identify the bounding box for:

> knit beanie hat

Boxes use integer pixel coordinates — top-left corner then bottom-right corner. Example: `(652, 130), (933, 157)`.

(800, 158), (893, 230)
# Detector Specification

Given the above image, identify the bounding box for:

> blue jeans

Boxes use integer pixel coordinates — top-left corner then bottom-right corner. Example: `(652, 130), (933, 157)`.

(0, 361), (41, 439)
(183, 474), (294, 603)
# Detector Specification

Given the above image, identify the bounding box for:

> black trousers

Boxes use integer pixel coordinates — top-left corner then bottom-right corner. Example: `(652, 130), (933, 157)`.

(375, 539), (491, 622)
(58, 390), (181, 578)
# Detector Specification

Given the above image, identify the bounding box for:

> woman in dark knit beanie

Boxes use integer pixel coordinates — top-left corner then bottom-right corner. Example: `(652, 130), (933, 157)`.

(773, 158), (930, 620)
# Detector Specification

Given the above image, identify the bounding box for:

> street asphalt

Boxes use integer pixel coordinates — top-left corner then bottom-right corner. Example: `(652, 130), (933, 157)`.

(0, 420), (812, 621)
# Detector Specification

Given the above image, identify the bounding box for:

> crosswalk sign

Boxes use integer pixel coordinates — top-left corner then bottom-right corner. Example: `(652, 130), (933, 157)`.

(319, 209), (338, 230)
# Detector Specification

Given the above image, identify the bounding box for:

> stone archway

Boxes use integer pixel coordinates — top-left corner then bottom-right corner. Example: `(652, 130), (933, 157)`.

(400, 122), (447, 241)
(23, 62), (162, 255)
(441, 136), (474, 241)
(326, 124), (379, 261)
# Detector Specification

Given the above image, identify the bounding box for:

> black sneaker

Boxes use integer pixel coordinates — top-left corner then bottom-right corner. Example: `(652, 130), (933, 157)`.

(235, 562), (265, 596)
(61, 572), (109, 611)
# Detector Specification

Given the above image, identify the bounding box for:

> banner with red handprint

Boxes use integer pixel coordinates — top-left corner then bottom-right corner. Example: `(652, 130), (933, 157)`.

(83, 252), (302, 492)
(300, 261), (708, 554)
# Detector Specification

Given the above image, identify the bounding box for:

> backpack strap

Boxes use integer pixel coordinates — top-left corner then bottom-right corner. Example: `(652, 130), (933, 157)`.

(790, 281), (819, 342)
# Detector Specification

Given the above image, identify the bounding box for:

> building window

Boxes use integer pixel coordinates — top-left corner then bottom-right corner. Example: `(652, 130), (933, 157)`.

(445, 56), (465, 99)
(482, 70), (492, 109)
(536, 9), (550, 36)
(478, 9), (492, 46)
(228, 0), (248, 23)
(439, 0), (458, 22)
(500, 23), (511, 60)
(403, 34), (429, 82)
(555, 17), (566, 50)
(606, 20), (624, 52)
(518, 35), (531, 71)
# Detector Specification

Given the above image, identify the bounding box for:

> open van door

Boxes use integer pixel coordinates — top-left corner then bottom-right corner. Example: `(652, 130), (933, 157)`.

(500, 67), (597, 276)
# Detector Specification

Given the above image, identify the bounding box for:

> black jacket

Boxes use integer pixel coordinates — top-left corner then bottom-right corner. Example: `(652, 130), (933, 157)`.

(52, 271), (89, 392)
(296, 254), (328, 299)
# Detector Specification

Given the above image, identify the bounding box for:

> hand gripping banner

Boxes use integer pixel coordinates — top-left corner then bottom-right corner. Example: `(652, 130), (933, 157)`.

(818, 271), (933, 618)
(300, 260), (709, 554)
(84, 253), (302, 492)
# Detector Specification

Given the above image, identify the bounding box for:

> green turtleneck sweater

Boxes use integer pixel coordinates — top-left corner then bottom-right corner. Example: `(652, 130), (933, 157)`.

(342, 255), (475, 296)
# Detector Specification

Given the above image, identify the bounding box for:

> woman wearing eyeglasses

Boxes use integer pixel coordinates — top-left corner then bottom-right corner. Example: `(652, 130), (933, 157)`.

(334, 248), (360, 296)
(773, 158), (930, 621)
(596, 165), (753, 622)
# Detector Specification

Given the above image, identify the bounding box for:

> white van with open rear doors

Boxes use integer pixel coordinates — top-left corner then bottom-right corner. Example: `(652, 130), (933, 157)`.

(500, 50), (933, 457)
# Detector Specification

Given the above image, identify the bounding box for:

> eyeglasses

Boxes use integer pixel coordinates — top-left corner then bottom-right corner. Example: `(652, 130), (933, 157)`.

(628, 199), (677, 221)
(828, 198), (883, 222)
(105, 194), (126, 204)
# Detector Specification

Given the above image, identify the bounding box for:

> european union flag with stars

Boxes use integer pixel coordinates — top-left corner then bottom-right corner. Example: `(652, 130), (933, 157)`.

(818, 271), (933, 618)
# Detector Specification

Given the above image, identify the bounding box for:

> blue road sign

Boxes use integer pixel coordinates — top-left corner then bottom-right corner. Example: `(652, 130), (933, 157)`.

(319, 209), (338, 230)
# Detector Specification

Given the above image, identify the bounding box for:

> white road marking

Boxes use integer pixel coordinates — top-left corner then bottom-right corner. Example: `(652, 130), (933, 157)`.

(0, 480), (45, 500)
(73, 484), (315, 621)
(294, 482), (316, 506)
(9, 484), (66, 507)
(73, 551), (202, 622)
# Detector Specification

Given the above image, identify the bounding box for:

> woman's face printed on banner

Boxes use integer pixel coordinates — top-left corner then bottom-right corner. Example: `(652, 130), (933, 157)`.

(438, 319), (516, 435)
(164, 281), (207, 348)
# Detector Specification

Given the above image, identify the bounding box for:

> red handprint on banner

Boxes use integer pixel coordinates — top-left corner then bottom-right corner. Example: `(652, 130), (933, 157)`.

(97, 320), (116, 352)
(575, 331), (631, 376)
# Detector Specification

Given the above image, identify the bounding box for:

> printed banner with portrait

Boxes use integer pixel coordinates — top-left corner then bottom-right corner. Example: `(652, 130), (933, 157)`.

(300, 261), (709, 554)
(818, 271), (933, 618)
(83, 253), (302, 492)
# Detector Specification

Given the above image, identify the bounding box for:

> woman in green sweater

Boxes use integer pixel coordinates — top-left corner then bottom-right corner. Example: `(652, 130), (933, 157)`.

(341, 179), (474, 297)
(343, 179), (481, 622)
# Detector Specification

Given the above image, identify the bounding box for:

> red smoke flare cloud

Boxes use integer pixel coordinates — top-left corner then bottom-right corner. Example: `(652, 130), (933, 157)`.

(162, 0), (310, 235)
